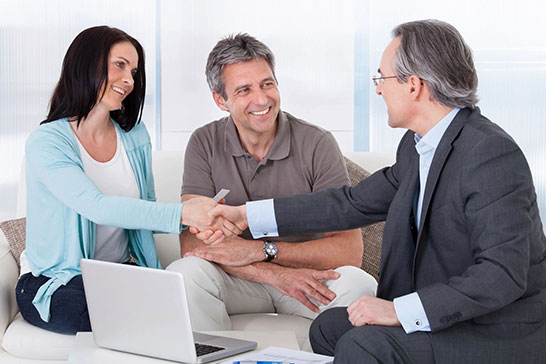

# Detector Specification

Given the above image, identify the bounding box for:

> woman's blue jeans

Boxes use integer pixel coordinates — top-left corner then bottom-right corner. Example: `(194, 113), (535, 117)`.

(16, 273), (91, 334)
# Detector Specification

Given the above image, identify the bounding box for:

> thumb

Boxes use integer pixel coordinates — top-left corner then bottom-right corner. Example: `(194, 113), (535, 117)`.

(207, 205), (223, 225)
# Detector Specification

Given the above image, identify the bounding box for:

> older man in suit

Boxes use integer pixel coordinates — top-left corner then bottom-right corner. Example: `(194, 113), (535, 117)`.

(203, 20), (546, 363)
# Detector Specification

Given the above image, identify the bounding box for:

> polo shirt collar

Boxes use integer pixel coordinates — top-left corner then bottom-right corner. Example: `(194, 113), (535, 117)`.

(224, 110), (291, 161)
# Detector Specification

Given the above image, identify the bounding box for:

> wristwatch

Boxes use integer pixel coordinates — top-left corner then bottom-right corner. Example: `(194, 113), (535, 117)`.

(262, 240), (278, 262)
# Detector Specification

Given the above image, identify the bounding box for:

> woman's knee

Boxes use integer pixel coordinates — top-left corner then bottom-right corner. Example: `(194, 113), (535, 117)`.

(49, 277), (90, 333)
(16, 274), (90, 335)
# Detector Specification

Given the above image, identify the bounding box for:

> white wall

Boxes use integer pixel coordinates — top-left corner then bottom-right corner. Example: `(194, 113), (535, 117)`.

(159, 0), (356, 152)
(1, 0), (545, 227)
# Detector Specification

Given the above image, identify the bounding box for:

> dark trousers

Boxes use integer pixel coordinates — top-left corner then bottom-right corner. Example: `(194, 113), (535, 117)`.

(16, 273), (91, 334)
(310, 307), (435, 364)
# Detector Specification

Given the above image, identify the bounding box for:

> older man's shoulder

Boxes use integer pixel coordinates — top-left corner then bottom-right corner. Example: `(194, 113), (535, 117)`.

(282, 111), (333, 140)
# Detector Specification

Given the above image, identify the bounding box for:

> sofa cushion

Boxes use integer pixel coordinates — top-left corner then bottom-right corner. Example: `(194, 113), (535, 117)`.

(1, 314), (74, 360)
(344, 157), (385, 281)
(0, 218), (26, 271)
(231, 313), (312, 351)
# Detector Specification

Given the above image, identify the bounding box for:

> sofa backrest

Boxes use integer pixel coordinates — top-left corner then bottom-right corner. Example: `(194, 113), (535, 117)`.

(343, 151), (395, 174)
(151, 151), (184, 203)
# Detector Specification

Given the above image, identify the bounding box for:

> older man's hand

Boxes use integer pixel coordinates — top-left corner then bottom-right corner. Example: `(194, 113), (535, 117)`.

(347, 296), (401, 327)
(269, 266), (340, 312)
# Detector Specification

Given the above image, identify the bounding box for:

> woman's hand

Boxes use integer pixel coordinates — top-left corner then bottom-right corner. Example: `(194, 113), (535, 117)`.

(208, 204), (248, 232)
(181, 197), (243, 240)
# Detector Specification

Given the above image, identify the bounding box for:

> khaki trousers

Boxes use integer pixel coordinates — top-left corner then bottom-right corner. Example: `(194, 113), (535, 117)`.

(166, 256), (378, 331)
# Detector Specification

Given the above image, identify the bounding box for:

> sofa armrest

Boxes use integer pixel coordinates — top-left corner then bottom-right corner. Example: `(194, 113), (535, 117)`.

(0, 232), (19, 344)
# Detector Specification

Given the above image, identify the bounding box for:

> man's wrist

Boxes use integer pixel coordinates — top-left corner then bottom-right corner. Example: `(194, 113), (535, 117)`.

(254, 240), (267, 263)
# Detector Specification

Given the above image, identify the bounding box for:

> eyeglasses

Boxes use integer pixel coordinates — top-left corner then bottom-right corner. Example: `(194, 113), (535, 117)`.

(372, 73), (397, 86)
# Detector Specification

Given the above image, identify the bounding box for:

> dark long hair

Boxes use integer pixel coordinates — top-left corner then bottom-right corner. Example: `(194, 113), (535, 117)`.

(41, 26), (146, 131)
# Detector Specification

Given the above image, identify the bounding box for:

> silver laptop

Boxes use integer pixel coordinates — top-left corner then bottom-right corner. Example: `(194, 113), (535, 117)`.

(80, 259), (257, 363)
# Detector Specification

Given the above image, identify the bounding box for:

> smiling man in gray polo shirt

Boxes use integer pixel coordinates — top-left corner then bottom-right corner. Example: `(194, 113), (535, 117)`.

(166, 33), (377, 331)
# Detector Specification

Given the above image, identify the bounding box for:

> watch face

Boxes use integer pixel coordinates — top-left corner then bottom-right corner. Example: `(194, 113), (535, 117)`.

(264, 242), (278, 257)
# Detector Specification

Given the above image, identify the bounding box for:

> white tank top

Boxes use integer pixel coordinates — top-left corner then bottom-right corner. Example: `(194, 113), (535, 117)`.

(19, 126), (140, 276)
(77, 127), (140, 263)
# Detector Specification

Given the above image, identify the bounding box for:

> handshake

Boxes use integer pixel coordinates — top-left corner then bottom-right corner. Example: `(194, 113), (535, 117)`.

(180, 196), (248, 243)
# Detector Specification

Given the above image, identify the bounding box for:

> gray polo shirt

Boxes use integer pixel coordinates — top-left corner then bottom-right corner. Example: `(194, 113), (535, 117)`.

(182, 110), (349, 241)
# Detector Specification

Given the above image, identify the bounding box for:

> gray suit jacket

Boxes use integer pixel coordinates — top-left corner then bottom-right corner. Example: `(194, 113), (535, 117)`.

(274, 108), (546, 363)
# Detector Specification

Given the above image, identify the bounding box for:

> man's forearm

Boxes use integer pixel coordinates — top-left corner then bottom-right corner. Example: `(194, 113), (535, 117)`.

(273, 229), (363, 270)
(242, 201), (363, 269)
(220, 262), (278, 285)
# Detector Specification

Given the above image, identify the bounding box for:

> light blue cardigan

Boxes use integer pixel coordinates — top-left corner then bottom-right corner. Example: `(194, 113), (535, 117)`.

(25, 119), (183, 322)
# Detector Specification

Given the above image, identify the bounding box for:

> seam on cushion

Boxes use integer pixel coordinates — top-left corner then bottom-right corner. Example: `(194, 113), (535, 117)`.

(0, 230), (9, 256)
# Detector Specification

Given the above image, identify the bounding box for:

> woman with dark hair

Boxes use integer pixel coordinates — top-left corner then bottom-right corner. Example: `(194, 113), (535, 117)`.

(16, 26), (235, 334)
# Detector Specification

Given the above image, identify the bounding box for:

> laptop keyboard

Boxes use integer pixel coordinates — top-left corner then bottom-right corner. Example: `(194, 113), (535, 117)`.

(195, 342), (225, 357)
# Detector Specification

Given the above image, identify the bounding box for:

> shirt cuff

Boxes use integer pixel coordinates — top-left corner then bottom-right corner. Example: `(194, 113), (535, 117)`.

(393, 292), (431, 333)
(246, 199), (279, 239)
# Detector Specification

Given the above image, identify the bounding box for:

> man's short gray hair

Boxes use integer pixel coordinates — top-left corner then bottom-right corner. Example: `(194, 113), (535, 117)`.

(205, 33), (276, 99)
(392, 19), (479, 108)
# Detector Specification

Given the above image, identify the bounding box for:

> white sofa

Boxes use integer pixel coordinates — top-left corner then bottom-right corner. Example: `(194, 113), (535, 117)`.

(0, 150), (395, 363)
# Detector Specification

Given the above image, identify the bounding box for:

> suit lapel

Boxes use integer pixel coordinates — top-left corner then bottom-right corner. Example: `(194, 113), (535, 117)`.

(416, 108), (472, 242)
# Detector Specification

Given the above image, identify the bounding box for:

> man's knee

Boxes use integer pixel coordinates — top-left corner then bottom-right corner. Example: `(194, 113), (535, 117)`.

(166, 256), (227, 300)
(329, 266), (377, 305)
(310, 307), (351, 356)
(166, 256), (218, 283)
(334, 327), (379, 364)
(335, 325), (433, 364)
(166, 256), (211, 273)
(310, 312), (334, 355)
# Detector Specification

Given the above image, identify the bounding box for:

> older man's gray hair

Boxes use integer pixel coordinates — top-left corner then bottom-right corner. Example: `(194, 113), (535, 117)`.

(392, 19), (479, 108)
(205, 33), (276, 99)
